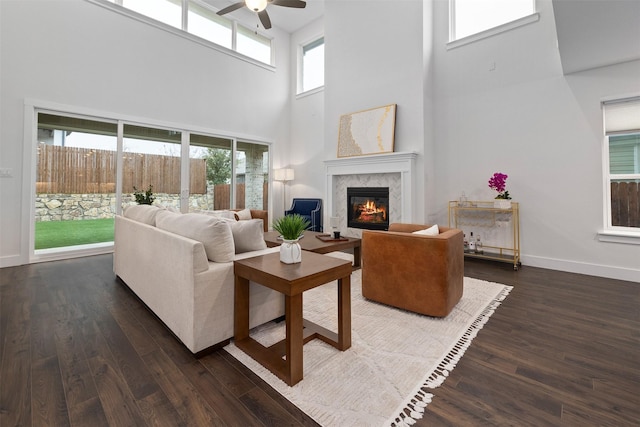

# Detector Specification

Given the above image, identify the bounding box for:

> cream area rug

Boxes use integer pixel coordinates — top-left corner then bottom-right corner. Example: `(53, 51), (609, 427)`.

(225, 253), (512, 426)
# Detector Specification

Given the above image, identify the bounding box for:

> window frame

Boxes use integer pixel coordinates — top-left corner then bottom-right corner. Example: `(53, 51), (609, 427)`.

(447, 0), (539, 49)
(187, 0), (234, 49)
(24, 100), (273, 263)
(89, 0), (275, 68)
(297, 35), (325, 96)
(237, 23), (274, 66)
(598, 96), (640, 245)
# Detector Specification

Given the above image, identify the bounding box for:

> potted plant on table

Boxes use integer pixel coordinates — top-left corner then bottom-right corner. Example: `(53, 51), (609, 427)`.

(272, 214), (310, 264)
(488, 172), (512, 209)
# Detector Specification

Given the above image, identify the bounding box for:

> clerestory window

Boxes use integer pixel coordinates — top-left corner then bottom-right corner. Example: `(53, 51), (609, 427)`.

(449, 0), (537, 45)
(188, 1), (233, 49)
(98, 0), (272, 65)
(122, 0), (182, 29)
(299, 36), (324, 94)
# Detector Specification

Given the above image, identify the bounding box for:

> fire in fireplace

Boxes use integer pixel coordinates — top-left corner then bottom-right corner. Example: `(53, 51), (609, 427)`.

(347, 187), (389, 230)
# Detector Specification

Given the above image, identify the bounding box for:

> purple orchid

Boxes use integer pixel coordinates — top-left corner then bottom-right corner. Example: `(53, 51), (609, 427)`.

(488, 172), (511, 199)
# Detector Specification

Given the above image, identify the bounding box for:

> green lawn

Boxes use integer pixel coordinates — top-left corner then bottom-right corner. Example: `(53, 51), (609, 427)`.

(35, 218), (115, 250)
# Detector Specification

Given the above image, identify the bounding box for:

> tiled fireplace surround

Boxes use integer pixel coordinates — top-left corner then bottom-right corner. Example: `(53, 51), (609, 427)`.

(324, 152), (417, 237)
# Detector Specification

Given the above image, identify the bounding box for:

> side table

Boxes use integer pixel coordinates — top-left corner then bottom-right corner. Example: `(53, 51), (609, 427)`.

(264, 230), (362, 269)
(234, 251), (352, 386)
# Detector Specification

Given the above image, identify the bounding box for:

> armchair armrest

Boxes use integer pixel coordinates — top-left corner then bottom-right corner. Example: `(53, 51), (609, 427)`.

(249, 210), (269, 232)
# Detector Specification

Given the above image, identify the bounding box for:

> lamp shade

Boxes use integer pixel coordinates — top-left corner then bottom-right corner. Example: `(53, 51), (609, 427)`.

(274, 168), (294, 181)
(245, 0), (268, 12)
(283, 168), (294, 181)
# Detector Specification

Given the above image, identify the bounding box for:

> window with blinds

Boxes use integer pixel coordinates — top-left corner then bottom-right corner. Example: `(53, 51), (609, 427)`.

(603, 97), (640, 230)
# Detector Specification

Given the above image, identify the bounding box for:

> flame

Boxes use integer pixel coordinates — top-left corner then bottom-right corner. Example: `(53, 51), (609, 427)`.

(358, 199), (386, 221)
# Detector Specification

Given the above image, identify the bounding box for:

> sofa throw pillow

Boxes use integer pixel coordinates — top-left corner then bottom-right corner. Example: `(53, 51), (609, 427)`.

(412, 224), (439, 236)
(156, 212), (235, 262)
(234, 208), (252, 221)
(123, 204), (161, 225)
(230, 219), (267, 254)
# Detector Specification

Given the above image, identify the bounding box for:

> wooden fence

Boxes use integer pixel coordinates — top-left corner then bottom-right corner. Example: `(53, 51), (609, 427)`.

(213, 183), (268, 211)
(611, 181), (640, 227)
(36, 145), (206, 194)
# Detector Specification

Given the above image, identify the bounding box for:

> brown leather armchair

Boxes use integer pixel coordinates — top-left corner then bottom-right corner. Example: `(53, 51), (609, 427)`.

(361, 223), (464, 317)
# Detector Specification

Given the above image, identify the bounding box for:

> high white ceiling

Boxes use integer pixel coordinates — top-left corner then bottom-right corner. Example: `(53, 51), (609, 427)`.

(553, 0), (640, 74)
(209, 0), (640, 73)
(266, 0), (324, 33)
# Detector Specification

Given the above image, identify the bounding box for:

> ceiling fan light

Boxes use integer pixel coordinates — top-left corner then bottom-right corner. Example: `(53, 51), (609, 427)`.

(245, 0), (268, 12)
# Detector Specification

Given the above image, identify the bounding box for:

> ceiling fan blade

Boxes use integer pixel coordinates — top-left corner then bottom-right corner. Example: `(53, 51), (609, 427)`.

(217, 1), (245, 16)
(258, 10), (272, 29)
(270, 0), (306, 8)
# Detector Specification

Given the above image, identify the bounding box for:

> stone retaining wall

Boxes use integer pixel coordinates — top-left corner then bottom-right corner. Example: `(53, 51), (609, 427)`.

(35, 193), (211, 221)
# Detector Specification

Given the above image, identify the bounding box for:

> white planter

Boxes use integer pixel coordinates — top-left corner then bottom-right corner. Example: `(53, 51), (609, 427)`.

(280, 239), (302, 264)
(494, 199), (512, 209)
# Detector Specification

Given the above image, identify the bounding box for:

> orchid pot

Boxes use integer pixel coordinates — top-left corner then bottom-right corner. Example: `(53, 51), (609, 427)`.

(493, 199), (512, 209)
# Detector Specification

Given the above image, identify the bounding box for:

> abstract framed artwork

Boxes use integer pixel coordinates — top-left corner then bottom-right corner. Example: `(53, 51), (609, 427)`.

(337, 104), (396, 158)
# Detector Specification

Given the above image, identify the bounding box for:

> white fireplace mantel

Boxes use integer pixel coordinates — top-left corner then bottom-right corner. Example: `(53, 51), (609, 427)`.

(324, 152), (418, 226)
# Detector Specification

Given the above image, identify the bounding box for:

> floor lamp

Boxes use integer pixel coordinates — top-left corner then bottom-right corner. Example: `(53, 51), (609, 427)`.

(274, 168), (294, 213)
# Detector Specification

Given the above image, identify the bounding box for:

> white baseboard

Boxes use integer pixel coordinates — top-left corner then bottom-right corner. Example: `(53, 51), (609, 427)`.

(0, 244), (114, 269)
(0, 254), (28, 269)
(522, 254), (640, 283)
(32, 243), (113, 264)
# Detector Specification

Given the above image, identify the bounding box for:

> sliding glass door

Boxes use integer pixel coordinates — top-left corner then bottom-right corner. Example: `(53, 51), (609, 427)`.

(121, 124), (182, 210)
(35, 113), (118, 250)
(33, 110), (271, 256)
(189, 134), (233, 211)
(236, 141), (269, 210)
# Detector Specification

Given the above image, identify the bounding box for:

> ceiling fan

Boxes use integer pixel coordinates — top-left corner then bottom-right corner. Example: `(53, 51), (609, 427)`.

(217, 0), (306, 30)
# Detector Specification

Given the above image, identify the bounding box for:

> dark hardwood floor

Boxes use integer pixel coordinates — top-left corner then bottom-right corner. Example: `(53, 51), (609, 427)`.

(1, 254), (638, 426)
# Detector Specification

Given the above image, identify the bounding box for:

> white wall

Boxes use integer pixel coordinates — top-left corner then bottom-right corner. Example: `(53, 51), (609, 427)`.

(323, 0), (428, 223)
(0, 0), (291, 266)
(284, 17), (325, 216)
(432, 0), (640, 281)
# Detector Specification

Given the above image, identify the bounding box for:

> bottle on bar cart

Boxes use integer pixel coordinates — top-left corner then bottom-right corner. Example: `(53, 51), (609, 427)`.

(468, 232), (476, 252)
(475, 234), (483, 254)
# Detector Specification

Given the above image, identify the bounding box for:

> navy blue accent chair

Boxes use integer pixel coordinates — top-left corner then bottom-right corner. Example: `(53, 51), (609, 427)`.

(285, 198), (323, 232)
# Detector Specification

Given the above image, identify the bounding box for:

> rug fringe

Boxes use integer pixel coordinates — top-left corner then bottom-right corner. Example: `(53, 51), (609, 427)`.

(387, 285), (512, 427)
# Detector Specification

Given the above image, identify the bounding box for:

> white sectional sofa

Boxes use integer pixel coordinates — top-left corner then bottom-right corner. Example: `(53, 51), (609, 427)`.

(113, 205), (284, 354)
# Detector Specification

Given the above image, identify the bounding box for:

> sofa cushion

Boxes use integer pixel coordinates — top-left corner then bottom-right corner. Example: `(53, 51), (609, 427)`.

(156, 211), (235, 262)
(197, 209), (236, 220)
(123, 204), (161, 225)
(230, 219), (267, 254)
(234, 208), (252, 221)
(412, 224), (439, 236)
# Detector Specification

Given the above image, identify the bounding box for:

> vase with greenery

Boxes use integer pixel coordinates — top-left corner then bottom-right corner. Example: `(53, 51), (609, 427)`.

(133, 185), (155, 205)
(272, 214), (310, 264)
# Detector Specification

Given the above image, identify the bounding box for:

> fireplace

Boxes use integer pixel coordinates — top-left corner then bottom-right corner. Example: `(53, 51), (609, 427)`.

(347, 187), (389, 230)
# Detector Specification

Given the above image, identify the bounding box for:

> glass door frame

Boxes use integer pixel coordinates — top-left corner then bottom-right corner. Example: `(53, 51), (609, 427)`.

(23, 100), (273, 264)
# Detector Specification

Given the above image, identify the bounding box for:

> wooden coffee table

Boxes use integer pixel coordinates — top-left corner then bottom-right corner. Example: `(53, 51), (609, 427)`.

(264, 230), (362, 268)
(234, 251), (352, 386)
